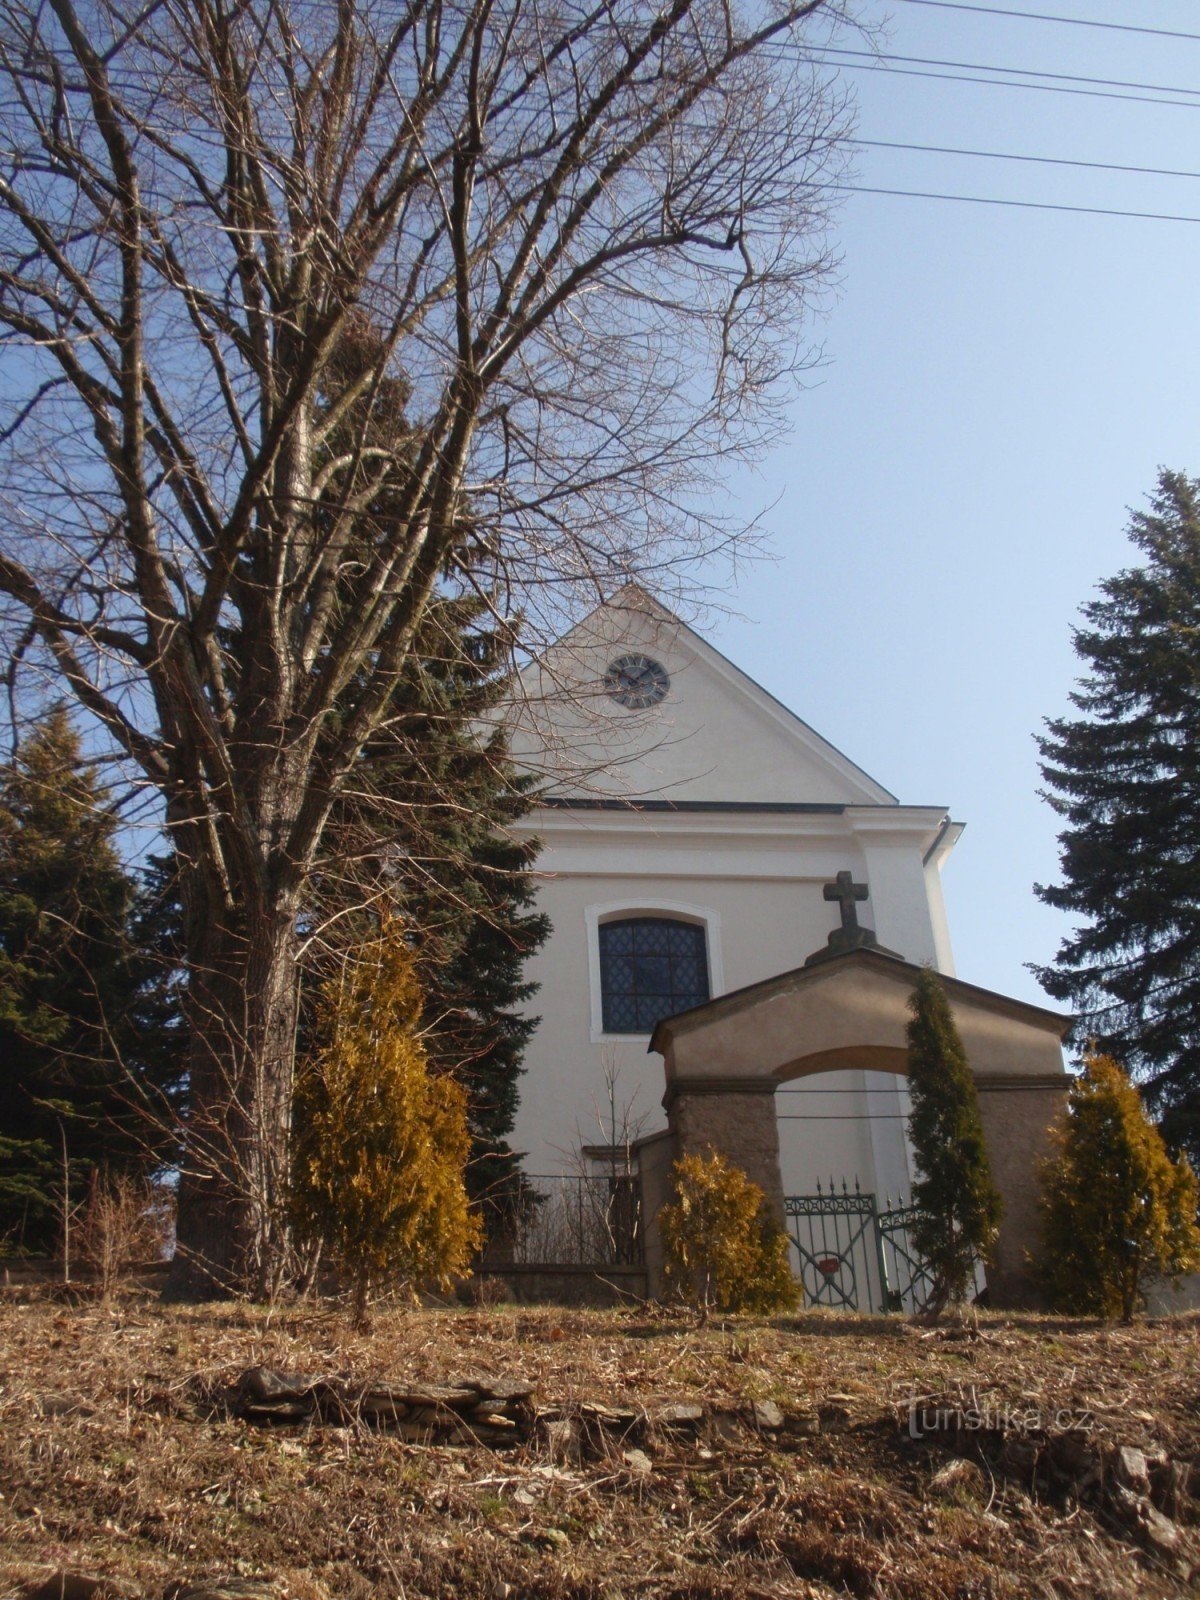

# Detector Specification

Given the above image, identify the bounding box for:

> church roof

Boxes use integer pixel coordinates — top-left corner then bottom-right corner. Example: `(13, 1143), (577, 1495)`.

(510, 582), (904, 808)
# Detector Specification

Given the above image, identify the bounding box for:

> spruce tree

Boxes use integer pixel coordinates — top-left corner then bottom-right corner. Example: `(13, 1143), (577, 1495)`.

(291, 917), (482, 1328)
(1040, 1055), (1200, 1321)
(1036, 470), (1200, 1163)
(0, 712), (182, 1251)
(905, 969), (1002, 1318)
(307, 327), (549, 1236)
(365, 596), (549, 1226)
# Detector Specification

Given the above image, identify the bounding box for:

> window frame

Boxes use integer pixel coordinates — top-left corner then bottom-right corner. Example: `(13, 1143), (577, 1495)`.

(585, 900), (723, 1043)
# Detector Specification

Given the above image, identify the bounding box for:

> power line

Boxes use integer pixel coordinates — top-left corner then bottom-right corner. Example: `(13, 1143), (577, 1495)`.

(820, 47), (1200, 102)
(828, 182), (1200, 224)
(851, 138), (1200, 183)
(898, 0), (1200, 46)
(824, 58), (1200, 111)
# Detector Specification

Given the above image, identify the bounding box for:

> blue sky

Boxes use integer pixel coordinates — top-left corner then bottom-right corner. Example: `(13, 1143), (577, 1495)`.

(706, 0), (1200, 1015)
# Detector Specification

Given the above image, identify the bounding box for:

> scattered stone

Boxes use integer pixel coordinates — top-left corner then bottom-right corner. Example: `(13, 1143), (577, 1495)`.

(789, 1409), (821, 1437)
(471, 1378), (536, 1403)
(396, 1384), (480, 1406)
(579, 1401), (637, 1426)
(929, 1458), (988, 1503)
(654, 1402), (704, 1428)
(1140, 1504), (1185, 1562)
(710, 1411), (745, 1447)
(622, 1448), (653, 1475)
(749, 1399), (785, 1432)
(236, 1368), (315, 1405)
(1110, 1484), (1186, 1564)
(1112, 1444), (1151, 1497)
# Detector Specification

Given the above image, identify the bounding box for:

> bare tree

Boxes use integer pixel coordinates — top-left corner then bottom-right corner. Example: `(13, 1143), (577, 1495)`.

(0, 0), (854, 1293)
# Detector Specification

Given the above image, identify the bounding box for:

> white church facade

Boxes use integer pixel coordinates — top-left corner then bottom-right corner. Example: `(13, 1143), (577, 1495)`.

(504, 585), (968, 1205)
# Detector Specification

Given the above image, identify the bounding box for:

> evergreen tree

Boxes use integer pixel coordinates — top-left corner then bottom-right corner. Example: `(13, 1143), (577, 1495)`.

(308, 327), (549, 1236)
(347, 595), (550, 1229)
(906, 969), (1002, 1318)
(1035, 470), (1200, 1163)
(291, 917), (482, 1329)
(0, 712), (182, 1251)
(1039, 1055), (1200, 1321)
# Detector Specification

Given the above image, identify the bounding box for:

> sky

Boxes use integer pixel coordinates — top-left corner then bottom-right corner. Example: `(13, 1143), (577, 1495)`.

(702, 0), (1200, 1014)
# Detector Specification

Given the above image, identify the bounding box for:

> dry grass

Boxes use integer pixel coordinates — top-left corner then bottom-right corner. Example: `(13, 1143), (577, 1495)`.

(1, 1295), (1198, 1599)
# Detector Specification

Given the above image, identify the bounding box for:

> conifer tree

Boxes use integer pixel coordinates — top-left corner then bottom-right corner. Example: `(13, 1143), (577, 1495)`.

(291, 916), (482, 1328)
(1039, 1055), (1200, 1321)
(905, 969), (1002, 1318)
(660, 1150), (797, 1321)
(326, 591), (550, 1234)
(0, 711), (182, 1251)
(1036, 470), (1200, 1163)
(293, 322), (548, 1243)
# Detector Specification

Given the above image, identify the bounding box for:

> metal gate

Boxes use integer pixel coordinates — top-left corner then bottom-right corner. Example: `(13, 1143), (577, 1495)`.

(784, 1179), (937, 1313)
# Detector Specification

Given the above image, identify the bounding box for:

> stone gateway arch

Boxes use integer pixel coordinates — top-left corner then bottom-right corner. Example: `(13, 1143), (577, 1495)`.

(638, 947), (1072, 1308)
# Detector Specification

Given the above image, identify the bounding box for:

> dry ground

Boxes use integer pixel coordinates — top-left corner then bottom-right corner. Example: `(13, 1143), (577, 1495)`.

(1, 1295), (1198, 1600)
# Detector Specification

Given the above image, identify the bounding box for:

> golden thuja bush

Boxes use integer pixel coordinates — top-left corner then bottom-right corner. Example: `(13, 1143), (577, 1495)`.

(661, 1149), (798, 1320)
(1039, 1054), (1200, 1321)
(291, 917), (482, 1327)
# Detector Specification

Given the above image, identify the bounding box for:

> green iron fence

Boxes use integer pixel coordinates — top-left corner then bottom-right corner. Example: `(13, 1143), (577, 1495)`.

(784, 1179), (938, 1314)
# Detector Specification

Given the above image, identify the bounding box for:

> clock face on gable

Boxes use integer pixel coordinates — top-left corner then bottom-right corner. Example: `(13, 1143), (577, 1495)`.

(604, 653), (671, 709)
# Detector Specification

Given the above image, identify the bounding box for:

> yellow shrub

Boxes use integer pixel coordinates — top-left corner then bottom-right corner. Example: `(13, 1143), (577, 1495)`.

(660, 1150), (797, 1319)
(291, 917), (482, 1327)
(1039, 1055), (1200, 1321)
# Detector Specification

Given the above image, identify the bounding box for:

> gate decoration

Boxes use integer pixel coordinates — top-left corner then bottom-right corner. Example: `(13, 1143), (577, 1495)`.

(784, 1179), (938, 1313)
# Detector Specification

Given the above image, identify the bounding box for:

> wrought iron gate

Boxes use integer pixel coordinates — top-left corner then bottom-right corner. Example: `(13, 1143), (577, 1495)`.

(784, 1180), (936, 1313)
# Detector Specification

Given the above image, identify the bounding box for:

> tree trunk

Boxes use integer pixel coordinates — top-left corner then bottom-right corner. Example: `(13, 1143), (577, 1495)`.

(168, 883), (300, 1299)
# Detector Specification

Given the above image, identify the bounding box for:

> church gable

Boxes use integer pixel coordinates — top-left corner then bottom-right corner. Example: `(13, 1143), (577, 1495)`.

(508, 585), (894, 806)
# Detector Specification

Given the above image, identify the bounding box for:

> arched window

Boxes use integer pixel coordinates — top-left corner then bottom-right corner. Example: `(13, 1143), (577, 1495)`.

(598, 917), (710, 1035)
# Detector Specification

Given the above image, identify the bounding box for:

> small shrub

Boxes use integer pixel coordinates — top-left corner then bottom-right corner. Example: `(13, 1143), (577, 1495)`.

(77, 1173), (172, 1298)
(660, 1149), (798, 1320)
(1039, 1054), (1200, 1320)
(291, 917), (483, 1329)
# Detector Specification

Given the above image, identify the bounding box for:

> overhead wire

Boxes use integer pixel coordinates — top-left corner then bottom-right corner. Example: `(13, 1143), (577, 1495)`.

(897, 0), (1200, 46)
(818, 46), (1200, 101)
(829, 61), (1200, 110)
(850, 139), (1200, 183)
(826, 183), (1200, 225)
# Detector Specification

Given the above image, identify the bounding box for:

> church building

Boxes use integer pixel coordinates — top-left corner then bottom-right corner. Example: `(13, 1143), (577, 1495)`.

(505, 584), (965, 1203)
(501, 584), (1072, 1306)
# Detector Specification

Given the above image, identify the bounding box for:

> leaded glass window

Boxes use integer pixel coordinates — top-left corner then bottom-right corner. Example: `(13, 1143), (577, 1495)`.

(599, 917), (710, 1034)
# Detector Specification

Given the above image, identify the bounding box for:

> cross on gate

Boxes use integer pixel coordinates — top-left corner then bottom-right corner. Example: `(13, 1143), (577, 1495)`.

(823, 869), (868, 935)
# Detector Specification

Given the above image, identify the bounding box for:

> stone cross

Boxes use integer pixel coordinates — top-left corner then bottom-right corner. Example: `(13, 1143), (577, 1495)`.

(823, 870), (869, 935)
